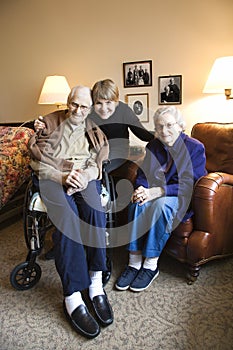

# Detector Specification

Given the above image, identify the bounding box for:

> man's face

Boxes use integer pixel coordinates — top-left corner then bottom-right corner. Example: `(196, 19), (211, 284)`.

(68, 93), (91, 125)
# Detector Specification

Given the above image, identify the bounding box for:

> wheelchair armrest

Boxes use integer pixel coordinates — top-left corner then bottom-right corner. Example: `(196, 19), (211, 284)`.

(102, 160), (111, 173)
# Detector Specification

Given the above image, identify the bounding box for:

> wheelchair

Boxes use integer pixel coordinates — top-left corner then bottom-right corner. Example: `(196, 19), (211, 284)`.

(10, 162), (117, 291)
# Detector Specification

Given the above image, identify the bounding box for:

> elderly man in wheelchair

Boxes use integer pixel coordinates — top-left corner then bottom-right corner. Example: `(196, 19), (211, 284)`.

(11, 85), (114, 339)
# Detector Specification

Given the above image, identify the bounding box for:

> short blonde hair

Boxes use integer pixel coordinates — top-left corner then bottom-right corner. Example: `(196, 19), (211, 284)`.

(92, 79), (119, 104)
(153, 106), (186, 131)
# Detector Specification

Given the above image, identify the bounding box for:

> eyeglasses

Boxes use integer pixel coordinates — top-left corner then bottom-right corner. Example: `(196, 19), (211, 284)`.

(155, 122), (177, 131)
(70, 102), (90, 112)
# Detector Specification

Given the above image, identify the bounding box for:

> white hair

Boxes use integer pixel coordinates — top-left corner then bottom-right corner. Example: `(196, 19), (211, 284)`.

(153, 106), (186, 131)
(67, 85), (92, 107)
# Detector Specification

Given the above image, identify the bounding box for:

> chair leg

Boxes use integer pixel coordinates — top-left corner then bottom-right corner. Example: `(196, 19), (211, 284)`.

(186, 264), (201, 285)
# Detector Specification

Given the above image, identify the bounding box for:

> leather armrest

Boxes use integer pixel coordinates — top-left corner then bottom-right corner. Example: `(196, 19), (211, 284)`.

(192, 172), (233, 232)
(194, 172), (233, 192)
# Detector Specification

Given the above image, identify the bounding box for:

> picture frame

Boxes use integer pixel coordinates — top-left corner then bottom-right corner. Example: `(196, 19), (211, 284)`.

(158, 75), (182, 105)
(126, 93), (149, 123)
(123, 60), (152, 88)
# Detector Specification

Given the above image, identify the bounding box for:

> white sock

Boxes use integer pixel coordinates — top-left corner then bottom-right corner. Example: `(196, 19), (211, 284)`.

(65, 291), (85, 316)
(128, 253), (142, 270)
(143, 257), (159, 271)
(89, 271), (104, 301)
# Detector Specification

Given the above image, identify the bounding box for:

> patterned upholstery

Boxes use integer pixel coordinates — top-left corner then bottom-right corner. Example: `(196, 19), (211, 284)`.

(0, 126), (34, 209)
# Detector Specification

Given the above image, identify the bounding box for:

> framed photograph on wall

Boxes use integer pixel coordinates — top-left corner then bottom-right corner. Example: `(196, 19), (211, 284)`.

(126, 93), (149, 122)
(158, 75), (182, 105)
(123, 60), (152, 87)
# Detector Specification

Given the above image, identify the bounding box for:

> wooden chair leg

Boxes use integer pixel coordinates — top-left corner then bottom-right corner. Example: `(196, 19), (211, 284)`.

(186, 264), (201, 285)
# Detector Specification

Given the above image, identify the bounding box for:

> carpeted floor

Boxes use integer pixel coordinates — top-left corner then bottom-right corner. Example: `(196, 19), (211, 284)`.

(0, 218), (233, 350)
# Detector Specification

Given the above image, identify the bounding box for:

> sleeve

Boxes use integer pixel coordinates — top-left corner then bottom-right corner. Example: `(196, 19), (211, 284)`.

(82, 147), (99, 181)
(125, 105), (154, 142)
(85, 119), (109, 180)
(28, 122), (73, 173)
(30, 158), (69, 184)
(165, 142), (207, 197)
(170, 141), (207, 223)
(134, 145), (151, 189)
(190, 142), (207, 182)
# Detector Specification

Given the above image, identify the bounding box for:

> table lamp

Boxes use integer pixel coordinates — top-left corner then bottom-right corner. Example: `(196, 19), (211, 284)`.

(38, 75), (71, 108)
(203, 56), (233, 100)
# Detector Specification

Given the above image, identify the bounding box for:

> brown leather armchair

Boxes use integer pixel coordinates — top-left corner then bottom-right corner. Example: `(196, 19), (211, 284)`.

(164, 122), (233, 283)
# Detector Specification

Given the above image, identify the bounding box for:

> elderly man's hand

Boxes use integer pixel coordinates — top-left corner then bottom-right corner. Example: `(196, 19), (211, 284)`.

(65, 169), (89, 195)
(131, 185), (164, 206)
(34, 116), (46, 132)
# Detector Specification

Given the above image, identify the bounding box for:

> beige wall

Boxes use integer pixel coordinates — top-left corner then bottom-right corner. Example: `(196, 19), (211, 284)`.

(1, 0), (233, 140)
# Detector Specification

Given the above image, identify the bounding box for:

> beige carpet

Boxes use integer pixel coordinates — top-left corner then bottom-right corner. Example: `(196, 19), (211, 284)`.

(0, 218), (233, 350)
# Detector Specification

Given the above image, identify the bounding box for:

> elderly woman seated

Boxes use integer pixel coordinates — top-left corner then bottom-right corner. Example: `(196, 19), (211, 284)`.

(115, 106), (207, 292)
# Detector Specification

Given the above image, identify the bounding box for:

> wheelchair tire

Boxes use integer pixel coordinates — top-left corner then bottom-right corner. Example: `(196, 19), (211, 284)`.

(10, 261), (42, 291)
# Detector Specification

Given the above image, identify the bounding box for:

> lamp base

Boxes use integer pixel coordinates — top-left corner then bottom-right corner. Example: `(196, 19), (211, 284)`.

(225, 89), (233, 100)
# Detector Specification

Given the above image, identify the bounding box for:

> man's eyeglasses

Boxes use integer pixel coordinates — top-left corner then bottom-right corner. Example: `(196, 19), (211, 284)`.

(155, 122), (177, 131)
(70, 102), (90, 112)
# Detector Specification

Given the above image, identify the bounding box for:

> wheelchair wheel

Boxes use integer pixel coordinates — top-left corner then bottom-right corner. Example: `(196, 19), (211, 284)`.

(24, 211), (48, 252)
(10, 261), (42, 291)
(23, 180), (51, 251)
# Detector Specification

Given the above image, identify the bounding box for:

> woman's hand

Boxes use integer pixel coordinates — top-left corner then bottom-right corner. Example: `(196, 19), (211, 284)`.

(34, 116), (46, 132)
(131, 185), (164, 206)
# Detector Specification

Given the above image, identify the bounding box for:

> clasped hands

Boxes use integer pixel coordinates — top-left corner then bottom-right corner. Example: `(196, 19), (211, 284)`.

(65, 169), (89, 195)
(131, 185), (164, 206)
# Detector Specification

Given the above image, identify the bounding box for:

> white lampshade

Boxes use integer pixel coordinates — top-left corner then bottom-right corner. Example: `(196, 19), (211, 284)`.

(203, 56), (233, 94)
(38, 75), (71, 106)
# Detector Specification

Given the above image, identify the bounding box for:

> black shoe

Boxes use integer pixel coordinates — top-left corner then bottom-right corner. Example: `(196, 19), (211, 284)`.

(63, 301), (100, 339)
(91, 292), (113, 327)
(102, 270), (111, 287)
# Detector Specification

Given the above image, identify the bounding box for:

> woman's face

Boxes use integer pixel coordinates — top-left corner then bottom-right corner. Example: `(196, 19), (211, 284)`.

(154, 113), (182, 146)
(94, 99), (117, 119)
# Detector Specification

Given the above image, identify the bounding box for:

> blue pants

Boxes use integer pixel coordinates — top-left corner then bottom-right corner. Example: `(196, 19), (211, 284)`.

(127, 197), (179, 257)
(39, 179), (107, 296)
